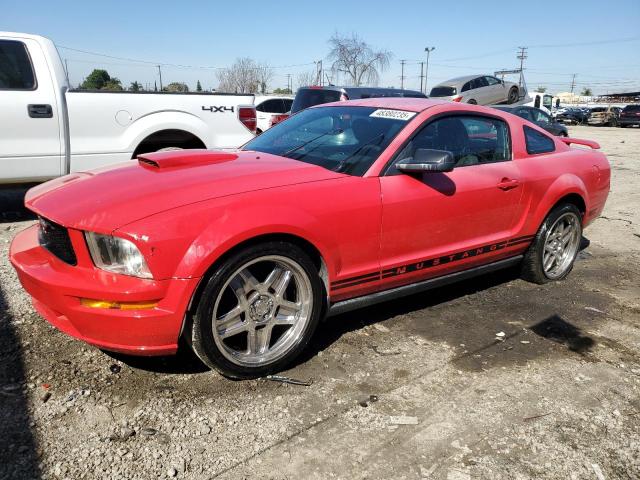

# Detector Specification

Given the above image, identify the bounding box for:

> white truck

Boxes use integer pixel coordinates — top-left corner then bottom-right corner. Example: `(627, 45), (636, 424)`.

(0, 32), (257, 184)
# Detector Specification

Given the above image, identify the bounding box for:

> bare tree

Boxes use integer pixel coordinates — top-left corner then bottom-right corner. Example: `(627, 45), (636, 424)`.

(328, 33), (392, 86)
(217, 57), (260, 93)
(296, 70), (317, 89)
(255, 63), (274, 94)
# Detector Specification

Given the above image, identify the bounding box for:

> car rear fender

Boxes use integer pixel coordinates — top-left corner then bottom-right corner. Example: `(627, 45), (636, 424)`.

(529, 173), (589, 230)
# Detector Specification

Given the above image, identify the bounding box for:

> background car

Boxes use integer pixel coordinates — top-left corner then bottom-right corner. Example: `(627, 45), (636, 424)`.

(290, 86), (425, 113)
(588, 106), (622, 127)
(494, 105), (568, 136)
(556, 107), (591, 125)
(619, 104), (640, 127)
(254, 96), (293, 133)
(429, 74), (520, 105)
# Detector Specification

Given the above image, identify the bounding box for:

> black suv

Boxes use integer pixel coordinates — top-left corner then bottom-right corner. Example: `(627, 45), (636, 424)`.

(291, 86), (426, 114)
(619, 104), (640, 127)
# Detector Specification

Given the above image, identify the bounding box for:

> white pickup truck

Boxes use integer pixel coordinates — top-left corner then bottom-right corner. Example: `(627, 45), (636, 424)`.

(0, 32), (257, 184)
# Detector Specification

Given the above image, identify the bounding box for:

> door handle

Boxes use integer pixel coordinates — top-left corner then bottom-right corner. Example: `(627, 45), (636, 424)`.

(497, 178), (520, 190)
(28, 104), (53, 118)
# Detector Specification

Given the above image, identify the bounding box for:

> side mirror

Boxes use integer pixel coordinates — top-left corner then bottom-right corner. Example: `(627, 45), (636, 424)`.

(396, 149), (456, 173)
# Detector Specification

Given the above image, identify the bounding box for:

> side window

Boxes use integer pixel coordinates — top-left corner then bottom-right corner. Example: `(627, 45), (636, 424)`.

(485, 76), (501, 86)
(283, 99), (293, 112)
(533, 109), (551, 124)
(475, 76), (489, 88)
(524, 126), (555, 154)
(0, 40), (37, 90)
(516, 109), (534, 122)
(394, 115), (511, 169)
(461, 81), (471, 92)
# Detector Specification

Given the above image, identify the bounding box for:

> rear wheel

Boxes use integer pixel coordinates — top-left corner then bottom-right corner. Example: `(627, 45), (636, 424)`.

(467, 99), (477, 105)
(521, 204), (582, 284)
(609, 117), (618, 127)
(190, 242), (323, 379)
(507, 87), (519, 104)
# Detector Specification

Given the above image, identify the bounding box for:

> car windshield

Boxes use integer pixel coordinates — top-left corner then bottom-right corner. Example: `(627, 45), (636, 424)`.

(242, 106), (411, 176)
(291, 88), (342, 113)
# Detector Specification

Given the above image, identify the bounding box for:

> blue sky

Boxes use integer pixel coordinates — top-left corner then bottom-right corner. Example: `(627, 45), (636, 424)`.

(3, 0), (639, 94)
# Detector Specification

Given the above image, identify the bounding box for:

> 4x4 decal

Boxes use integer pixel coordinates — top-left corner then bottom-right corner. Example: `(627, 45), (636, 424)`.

(202, 106), (235, 113)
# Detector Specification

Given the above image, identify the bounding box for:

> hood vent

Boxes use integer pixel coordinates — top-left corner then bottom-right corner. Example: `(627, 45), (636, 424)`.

(138, 149), (238, 169)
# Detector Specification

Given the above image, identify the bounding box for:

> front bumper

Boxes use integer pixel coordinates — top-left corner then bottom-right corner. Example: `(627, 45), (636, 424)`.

(10, 225), (200, 355)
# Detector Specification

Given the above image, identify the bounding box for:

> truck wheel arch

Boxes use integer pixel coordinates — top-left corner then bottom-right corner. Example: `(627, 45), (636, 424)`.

(132, 129), (206, 158)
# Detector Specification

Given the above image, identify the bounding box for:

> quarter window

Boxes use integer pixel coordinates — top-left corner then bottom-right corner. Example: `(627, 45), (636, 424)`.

(524, 125), (555, 154)
(0, 40), (36, 90)
(395, 115), (511, 168)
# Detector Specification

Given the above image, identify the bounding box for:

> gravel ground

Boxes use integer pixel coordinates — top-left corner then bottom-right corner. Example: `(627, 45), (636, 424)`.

(1, 125), (639, 480)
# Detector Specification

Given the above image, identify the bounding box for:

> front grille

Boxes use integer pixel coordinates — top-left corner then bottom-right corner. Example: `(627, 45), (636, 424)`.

(38, 217), (77, 265)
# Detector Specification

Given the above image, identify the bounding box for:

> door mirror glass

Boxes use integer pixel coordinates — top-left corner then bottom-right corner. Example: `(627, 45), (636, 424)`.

(396, 149), (456, 173)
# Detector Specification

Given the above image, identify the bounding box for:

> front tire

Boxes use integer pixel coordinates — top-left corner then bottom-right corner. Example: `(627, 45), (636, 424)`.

(507, 87), (519, 104)
(521, 203), (582, 284)
(190, 242), (323, 379)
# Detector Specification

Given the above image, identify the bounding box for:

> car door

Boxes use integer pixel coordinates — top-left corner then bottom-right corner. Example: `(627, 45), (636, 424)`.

(484, 76), (505, 103)
(378, 114), (525, 289)
(0, 38), (61, 182)
(472, 76), (491, 104)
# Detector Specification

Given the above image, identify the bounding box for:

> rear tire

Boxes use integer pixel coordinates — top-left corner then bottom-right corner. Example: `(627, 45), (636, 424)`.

(190, 241), (323, 379)
(467, 99), (477, 105)
(507, 87), (519, 104)
(521, 203), (582, 284)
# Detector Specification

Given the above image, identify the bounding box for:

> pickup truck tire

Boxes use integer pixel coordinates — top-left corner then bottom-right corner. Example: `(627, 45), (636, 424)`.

(156, 147), (183, 152)
(521, 203), (583, 284)
(190, 241), (323, 379)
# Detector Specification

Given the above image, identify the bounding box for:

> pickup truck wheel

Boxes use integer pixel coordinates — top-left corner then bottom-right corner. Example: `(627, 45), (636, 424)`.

(521, 204), (582, 284)
(507, 87), (519, 104)
(190, 242), (322, 379)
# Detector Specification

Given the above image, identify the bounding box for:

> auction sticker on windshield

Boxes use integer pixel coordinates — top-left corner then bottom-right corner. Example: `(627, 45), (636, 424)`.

(369, 109), (417, 121)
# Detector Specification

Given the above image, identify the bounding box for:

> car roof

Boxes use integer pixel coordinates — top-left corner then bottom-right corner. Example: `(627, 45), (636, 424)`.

(434, 74), (487, 86)
(314, 97), (450, 112)
(298, 85), (423, 95)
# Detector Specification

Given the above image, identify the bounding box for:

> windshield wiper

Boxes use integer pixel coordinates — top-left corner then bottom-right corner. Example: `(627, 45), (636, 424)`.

(282, 128), (343, 158)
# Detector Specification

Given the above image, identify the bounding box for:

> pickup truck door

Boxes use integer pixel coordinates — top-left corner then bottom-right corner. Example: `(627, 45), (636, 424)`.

(0, 38), (62, 182)
(378, 114), (525, 290)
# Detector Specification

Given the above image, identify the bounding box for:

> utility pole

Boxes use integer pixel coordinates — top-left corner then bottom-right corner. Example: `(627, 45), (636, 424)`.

(400, 60), (406, 89)
(516, 46), (528, 89)
(570, 73), (577, 94)
(286, 73), (292, 93)
(419, 62), (425, 94)
(157, 65), (163, 91)
(424, 47), (435, 94)
(315, 60), (323, 86)
(64, 59), (70, 84)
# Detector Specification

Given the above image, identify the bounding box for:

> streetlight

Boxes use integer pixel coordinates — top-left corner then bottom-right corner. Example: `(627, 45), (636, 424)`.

(424, 47), (435, 95)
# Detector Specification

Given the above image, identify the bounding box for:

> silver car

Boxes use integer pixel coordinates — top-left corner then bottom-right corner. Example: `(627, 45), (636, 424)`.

(429, 74), (520, 105)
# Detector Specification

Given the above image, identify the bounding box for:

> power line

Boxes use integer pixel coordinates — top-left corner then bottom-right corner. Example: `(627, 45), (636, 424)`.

(56, 44), (315, 71)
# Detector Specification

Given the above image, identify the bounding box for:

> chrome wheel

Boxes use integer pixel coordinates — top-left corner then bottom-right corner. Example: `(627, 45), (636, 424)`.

(211, 255), (313, 367)
(542, 212), (581, 279)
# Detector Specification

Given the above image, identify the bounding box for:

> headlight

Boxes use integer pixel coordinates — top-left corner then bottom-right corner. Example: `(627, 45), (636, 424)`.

(85, 232), (153, 279)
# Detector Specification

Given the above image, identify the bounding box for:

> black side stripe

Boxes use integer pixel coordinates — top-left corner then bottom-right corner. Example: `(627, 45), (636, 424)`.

(331, 235), (534, 291)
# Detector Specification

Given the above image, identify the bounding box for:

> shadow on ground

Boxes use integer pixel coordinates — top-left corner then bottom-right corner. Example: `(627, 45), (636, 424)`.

(0, 284), (41, 479)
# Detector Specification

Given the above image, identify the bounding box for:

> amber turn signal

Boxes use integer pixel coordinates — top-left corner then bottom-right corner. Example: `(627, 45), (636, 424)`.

(80, 298), (158, 310)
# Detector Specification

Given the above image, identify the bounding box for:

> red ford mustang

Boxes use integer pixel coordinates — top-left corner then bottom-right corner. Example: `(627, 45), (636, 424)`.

(10, 98), (610, 378)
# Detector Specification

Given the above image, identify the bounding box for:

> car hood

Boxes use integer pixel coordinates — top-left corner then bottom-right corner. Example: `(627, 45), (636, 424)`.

(26, 150), (344, 232)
